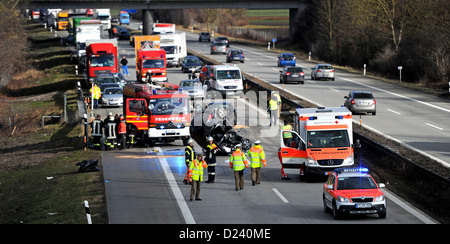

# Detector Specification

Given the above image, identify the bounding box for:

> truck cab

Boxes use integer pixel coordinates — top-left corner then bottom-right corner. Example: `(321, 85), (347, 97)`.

(278, 107), (359, 180)
(57, 11), (69, 30)
(86, 39), (119, 84)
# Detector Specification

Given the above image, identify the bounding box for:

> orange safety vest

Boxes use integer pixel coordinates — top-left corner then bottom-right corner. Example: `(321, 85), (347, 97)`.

(118, 120), (126, 134)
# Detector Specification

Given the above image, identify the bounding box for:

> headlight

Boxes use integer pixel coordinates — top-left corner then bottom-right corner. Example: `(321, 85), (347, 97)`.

(336, 196), (350, 203)
(375, 195), (385, 202)
(343, 155), (354, 166)
(306, 157), (318, 166)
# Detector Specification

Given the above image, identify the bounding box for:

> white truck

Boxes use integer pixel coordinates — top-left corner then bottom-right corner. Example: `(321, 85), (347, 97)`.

(152, 23), (175, 34)
(46, 9), (61, 29)
(94, 9), (111, 30)
(76, 20), (103, 60)
(159, 33), (187, 67)
(278, 107), (360, 180)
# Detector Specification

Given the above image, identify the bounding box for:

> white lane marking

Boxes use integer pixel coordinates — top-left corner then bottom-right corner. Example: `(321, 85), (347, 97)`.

(329, 87), (339, 92)
(257, 62), (264, 66)
(387, 109), (401, 115)
(272, 188), (289, 203)
(155, 147), (196, 224)
(425, 123), (444, 131)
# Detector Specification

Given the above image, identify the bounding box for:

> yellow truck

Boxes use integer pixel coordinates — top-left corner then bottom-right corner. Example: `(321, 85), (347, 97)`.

(57, 11), (69, 30)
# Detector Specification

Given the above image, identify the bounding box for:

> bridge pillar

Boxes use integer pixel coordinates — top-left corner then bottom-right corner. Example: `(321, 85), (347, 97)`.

(289, 8), (299, 42)
(142, 9), (154, 35)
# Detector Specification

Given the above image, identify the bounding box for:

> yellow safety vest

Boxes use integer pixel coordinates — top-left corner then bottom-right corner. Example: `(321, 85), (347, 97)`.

(248, 145), (267, 168)
(189, 159), (208, 181)
(282, 125), (292, 138)
(90, 86), (101, 99)
(229, 149), (249, 171)
(269, 99), (278, 111)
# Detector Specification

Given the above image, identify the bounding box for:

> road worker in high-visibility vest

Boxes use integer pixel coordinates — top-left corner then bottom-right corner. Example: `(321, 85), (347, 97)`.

(282, 120), (293, 147)
(229, 144), (249, 191)
(189, 152), (208, 201)
(269, 93), (279, 126)
(247, 140), (267, 186)
(90, 84), (101, 108)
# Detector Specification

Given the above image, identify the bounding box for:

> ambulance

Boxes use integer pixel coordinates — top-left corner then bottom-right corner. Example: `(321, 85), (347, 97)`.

(278, 107), (360, 180)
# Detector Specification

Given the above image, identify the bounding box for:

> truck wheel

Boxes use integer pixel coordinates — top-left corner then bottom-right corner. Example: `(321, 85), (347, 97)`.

(182, 138), (189, 146)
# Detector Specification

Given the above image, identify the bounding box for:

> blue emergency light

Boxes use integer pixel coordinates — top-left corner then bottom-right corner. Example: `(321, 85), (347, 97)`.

(335, 167), (369, 174)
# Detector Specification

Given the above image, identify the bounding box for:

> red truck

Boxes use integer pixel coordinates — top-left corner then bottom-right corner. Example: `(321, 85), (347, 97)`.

(122, 83), (191, 147)
(85, 39), (119, 84)
(133, 35), (168, 84)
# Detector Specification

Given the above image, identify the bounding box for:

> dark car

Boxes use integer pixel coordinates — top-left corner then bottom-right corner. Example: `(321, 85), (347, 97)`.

(117, 28), (130, 40)
(199, 32), (211, 42)
(181, 55), (203, 73)
(226, 49), (244, 63)
(280, 67), (305, 84)
(215, 36), (229, 47)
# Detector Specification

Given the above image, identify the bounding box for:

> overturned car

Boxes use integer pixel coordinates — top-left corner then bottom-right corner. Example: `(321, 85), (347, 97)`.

(191, 101), (251, 154)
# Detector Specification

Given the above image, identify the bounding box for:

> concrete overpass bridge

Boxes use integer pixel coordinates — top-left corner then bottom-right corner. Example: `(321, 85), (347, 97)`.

(23, 0), (307, 38)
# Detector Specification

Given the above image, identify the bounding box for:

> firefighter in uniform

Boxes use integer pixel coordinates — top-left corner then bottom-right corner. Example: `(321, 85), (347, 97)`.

(184, 139), (195, 184)
(117, 115), (127, 150)
(205, 137), (218, 183)
(248, 140), (267, 186)
(189, 153), (208, 201)
(104, 112), (117, 150)
(91, 114), (104, 149)
(229, 144), (249, 191)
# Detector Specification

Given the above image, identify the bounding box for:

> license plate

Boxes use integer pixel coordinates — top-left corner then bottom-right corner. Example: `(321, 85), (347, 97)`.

(355, 203), (371, 208)
(292, 75), (298, 77)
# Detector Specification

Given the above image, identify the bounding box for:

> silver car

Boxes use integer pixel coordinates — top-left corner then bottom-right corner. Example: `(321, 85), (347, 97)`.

(179, 79), (205, 99)
(210, 41), (227, 54)
(311, 64), (335, 81)
(101, 87), (124, 107)
(344, 91), (376, 115)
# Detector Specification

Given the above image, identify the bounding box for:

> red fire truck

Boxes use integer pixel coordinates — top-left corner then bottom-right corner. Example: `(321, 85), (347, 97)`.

(123, 83), (191, 146)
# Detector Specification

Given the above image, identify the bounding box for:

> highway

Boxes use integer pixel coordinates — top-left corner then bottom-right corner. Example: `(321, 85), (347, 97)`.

(66, 22), (440, 224)
(184, 31), (450, 168)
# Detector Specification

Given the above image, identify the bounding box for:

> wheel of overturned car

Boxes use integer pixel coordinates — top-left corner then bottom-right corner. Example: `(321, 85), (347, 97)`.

(216, 107), (227, 119)
(241, 139), (252, 151)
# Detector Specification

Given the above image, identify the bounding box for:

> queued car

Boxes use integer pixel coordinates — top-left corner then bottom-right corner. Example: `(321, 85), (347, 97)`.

(277, 53), (296, 67)
(129, 30), (143, 46)
(215, 36), (229, 47)
(181, 55), (203, 73)
(94, 74), (121, 86)
(226, 49), (245, 63)
(323, 167), (387, 219)
(344, 91), (377, 115)
(199, 32), (211, 42)
(279, 66), (305, 84)
(100, 87), (123, 107)
(210, 41), (227, 54)
(116, 28), (130, 40)
(179, 79), (205, 100)
(311, 64), (335, 81)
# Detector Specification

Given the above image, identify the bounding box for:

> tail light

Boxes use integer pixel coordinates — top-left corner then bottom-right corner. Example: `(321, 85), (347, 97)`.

(373, 99), (376, 104)
(213, 47), (216, 50)
(351, 99), (355, 105)
(286, 72), (291, 75)
(300, 72), (304, 76)
(331, 70), (334, 72)
(317, 70), (322, 72)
